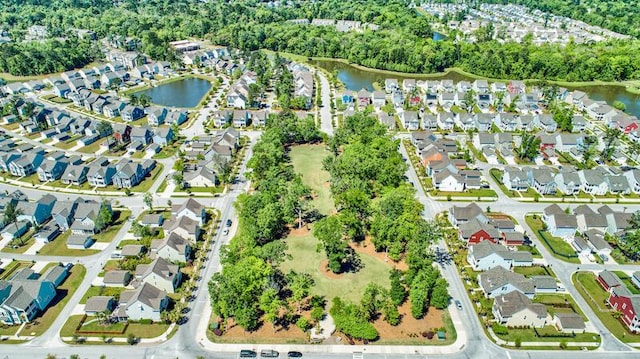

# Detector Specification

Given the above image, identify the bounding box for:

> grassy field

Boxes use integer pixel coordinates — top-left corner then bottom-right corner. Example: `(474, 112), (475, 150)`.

(280, 231), (392, 305)
(21, 265), (86, 337)
(525, 215), (580, 264)
(613, 271), (640, 295)
(494, 325), (600, 343)
(573, 271), (640, 343)
(289, 144), (335, 215)
(513, 265), (555, 278)
(77, 138), (106, 154)
(79, 286), (126, 304)
(533, 294), (588, 320)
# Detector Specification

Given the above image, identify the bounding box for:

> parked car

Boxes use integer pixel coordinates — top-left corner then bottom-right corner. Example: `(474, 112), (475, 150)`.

(287, 352), (302, 358)
(455, 300), (463, 310)
(239, 350), (257, 358)
(222, 228), (229, 236)
(260, 350), (279, 358)
(226, 219), (233, 227)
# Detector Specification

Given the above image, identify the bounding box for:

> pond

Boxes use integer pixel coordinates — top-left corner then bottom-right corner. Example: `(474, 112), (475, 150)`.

(311, 59), (640, 118)
(137, 77), (211, 108)
(433, 31), (447, 41)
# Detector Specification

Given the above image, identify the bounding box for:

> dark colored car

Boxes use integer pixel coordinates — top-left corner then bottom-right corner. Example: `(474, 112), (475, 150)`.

(226, 219), (233, 227)
(239, 350), (257, 358)
(287, 352), (303, 358)
(455, 300), (463, 310)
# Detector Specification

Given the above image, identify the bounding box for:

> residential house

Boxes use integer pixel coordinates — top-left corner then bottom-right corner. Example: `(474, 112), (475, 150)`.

(437, 113), (455, 131)
(112, 161), (144, 189)
(502, 167), (529, 192)
(232, 110), (251, 128)
(434, 169), (464, 192)
(121, 105), (145, 122)
(37, 159), (68, 182)
(9, 152), (45, 177)
(67, 234), (94, 249)
(555, 171), (582, 195)
(130, 127), (153, 145)
(467, 241), (533, 271)
(401, 111), (420, 131)
(151, 232), (192, 263)
(597, 270), (622, 292)
(607, 286), (640, 333)
(372, 91), (386, 107)
(103, 270), (132, 287)
(493, 291), (549, 328)
(87, 164), (116, 187)
(384, 79), (398, 93)
(16, 196), (55, 226)
(527, 168), (557, 195)
(134, 257), (182, 294)
(115, 283), (168, 322)
(60, 165), (88, 186)
(479, 266), (535, 299)
(162, 216), (201, 243)
(448, 203), (488, 226)
(625, 170), (640, 194)
(579, 170), (609, 196)
(84, 296), (116, 316)
(147, 107), (168, 126)
(458, 219), (501, 244)
(70, 199), (112, 234)
(152, 127), (174, 147)
(475, 114), (493, 132)
(357, 89), (371, 108)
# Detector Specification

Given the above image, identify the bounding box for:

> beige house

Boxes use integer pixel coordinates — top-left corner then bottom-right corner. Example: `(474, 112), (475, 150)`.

(492, 291), (549, 328)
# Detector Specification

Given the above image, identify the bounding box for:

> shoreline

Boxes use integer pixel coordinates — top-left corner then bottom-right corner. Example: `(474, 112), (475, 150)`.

(270, 51), (640, 94)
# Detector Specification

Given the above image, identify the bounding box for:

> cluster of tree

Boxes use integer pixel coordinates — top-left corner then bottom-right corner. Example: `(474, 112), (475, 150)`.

(208, 111), (321, 331)
(617, 212), (640, 261)
(317, 112), (449, 340)
(516, 132), (541, 162)
(0, 37), (101, 76)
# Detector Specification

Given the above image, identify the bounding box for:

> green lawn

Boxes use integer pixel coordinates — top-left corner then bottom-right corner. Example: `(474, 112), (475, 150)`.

(432, 189), (497, 198)
(573, 271), (640, 343)
(494, 325), (600, 343)
(513, 265), (555, 278)
(54, 136), (81, 150)
(280, 232), (391, 306)
(37, 230), (100, 256)
(533, 294), (588, 320)
(77, 138), (106, 154)
(525, 215), (580, 263)
(79, 286), (126, 304)
(517, 245), (542, 258)
(613, 271), (640, 295)
(130, 164), (163, 193)
(153, 140), (182, 159)
(0, 260), (33, 280)
(21, 265), (86, 337)
(289, 144), (335, 215)
(1, 233), (35, 254)
(93, 210), (131, 243)
(61, 315), (170, 338)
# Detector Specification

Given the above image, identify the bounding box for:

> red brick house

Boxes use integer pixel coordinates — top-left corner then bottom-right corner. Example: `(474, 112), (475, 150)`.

(607, 286), (640, 333)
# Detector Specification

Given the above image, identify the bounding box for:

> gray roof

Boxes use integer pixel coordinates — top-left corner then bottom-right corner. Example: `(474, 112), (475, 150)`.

(67, 234), (92, 246)
(469, 240), (532, 263)
(599, 270), (622, 288)
(151, 232), (190, 255)
(121, 244), (145, 257)
(573, 205), (595, 215)
(494, 290), (547, 318)
(554, 312), (585, 330)
(544, 204), (565, 217)
(103, 270), (131, 285)
(119, 282), (166, 310)
(553, 214), (578, 228)
(479, 266), (534, 295)
(450, 203), (484, 222)
(85, 296), (114, 312)
(531, 275), (557, 290)
(135, 257), (179, 282)
(583, 230), (611, 251)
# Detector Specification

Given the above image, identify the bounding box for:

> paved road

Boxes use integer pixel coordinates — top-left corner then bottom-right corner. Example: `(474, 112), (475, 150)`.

(317, 71), (334, 136)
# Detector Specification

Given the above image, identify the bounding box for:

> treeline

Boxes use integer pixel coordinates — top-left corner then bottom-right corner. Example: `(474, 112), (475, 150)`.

(319, 113), (449, 340)
(0, 37), (101, 76)
(208, 111), (321, 331)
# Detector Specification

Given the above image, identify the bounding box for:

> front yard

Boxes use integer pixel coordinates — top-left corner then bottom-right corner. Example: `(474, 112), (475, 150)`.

(525, 215), (580, 264)
(573, 271), (640, 343)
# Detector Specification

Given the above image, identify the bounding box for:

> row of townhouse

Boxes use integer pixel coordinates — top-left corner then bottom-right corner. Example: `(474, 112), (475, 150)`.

(226, 72), (257, 109)
(181, 128), (240, 188)
(291, 63), (314, 110)
(541, 203), (632, 239)
(501, 166), (640, 196)
(210, 109), (268, 128)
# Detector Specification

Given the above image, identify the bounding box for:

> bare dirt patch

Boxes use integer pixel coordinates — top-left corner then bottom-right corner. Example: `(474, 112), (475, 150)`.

(215, 316), (308, 344)
(320, 260), (344, 279)
(289, 226), (311, 238)
(350, 237), (408, 271)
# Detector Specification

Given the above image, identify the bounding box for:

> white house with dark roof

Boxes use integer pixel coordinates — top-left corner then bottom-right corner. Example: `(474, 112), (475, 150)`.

(114, 282), (168, 322)
(493, 290), (549, 328)
(467, 241), (533, 271)
(133, 257), (182, 293)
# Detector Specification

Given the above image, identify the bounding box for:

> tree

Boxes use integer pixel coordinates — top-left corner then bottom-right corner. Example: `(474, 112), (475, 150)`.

(381, 299), (400, 326)
(94, 201), (113, 233)
(143, 192), (153, 211)
(360, 283), (385, 321)
(259, 288), (284, 332)
(462, 89), (477, 113)
(3, 200), (23, 234)
(389, 269), (406, 306)
(313, 216), (347, 273)
(517, 133), (541, 162)
(138, 93), (152, 107)
(287, 271), (314, 312)
(129, 94), (138, 105)
(602, 127), (622, 162)
(97, 120), (113, 136)
(127, 333), (137, 345)
(613, 100), (626, 112)
(329, 297), (378, 340)
(430, 278), (450, 309)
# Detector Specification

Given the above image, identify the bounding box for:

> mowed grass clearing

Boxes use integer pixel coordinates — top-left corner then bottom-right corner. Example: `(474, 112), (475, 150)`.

(280, 231), (392, 305)
(289, 144), (335, 215)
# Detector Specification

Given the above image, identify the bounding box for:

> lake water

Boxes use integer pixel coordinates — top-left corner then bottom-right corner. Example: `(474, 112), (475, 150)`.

(137, 77), (211, 108)
(312, 59), (640, 118)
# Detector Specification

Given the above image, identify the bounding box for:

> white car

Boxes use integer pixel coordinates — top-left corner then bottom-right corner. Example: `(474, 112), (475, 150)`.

(222, 228), (229, 236)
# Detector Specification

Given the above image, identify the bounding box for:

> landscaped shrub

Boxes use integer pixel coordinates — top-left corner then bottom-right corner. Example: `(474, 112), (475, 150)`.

(491, 323), (508, 335)
(426, 331), (434, 339)
(139, 319), (152, 325)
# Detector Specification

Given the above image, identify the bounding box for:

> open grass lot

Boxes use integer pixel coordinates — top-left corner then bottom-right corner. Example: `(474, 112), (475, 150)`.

(93, 210), (131, 243)
(79, 286), (126, 304)
(525, 215), (580, 264)
(573, 271), (640, 343)
(494, 325), (600, 343)
(289, 144), (335, 215)
(432, 188), (497, 198)
(77, 138), (106, 154)
(61, 315), (170, 338)
(280, 231), (391, 305)
(21, 265), (86, 337)
(37, 230), (100, 256)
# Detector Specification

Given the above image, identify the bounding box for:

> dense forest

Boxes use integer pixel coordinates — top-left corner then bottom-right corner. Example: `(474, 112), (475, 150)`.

(1, 0), (640, 81)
